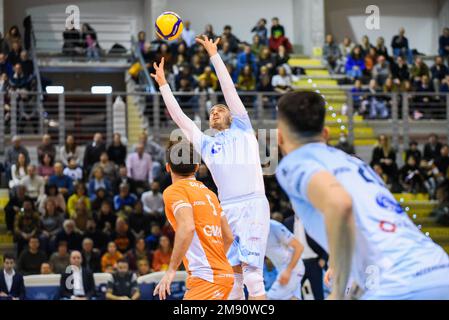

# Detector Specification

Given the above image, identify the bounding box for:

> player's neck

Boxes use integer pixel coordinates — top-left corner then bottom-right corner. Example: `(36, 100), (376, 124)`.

(171, 173), (196, 184)
(282, 138), (324, 155)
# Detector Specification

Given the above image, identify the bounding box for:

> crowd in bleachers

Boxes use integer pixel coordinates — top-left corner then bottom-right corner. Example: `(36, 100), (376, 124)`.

(323, 27), (449, 119)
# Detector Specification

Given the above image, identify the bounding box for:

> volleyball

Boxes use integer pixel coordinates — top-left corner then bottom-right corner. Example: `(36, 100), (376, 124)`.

(155, 11), (183, 41)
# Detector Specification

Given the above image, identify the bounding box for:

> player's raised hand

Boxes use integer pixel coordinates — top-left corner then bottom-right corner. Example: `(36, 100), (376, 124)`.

(150, 57), (167, 87)
(195, 35), (220, 57)
(153, 269), (175, 300)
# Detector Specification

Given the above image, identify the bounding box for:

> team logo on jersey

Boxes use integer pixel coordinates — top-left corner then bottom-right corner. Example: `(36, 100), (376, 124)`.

(379, 220), (396, 233)
(211, 142), (223, 155)
(375, 193), (404, 214)
(203, 225), (222, 237)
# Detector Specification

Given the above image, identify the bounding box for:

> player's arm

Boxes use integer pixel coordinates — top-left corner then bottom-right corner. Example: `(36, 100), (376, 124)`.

(220, 215), (234, 253)
(307, 171), (355, 300)
(153, 206), (195, 300)
(151, 58), (204, 149)
(196, 36), (247, 116)
(278, 228), (304, 286)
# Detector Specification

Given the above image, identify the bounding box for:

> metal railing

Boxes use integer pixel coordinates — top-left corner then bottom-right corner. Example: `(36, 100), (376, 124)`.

(130, 36), (155, 93)
(30, 17), (45, 134)
(1, 90), (448, 154)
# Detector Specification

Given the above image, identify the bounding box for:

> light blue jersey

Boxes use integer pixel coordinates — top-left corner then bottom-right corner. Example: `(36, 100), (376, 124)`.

(276, 142), (449, 299)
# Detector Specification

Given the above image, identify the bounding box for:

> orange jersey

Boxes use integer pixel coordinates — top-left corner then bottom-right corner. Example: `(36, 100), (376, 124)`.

(163, 178), (234, 287)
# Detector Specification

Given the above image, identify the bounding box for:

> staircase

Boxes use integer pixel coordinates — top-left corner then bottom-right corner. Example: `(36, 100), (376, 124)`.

(0, 189), (13, 265)
(288, 57), (377, 148)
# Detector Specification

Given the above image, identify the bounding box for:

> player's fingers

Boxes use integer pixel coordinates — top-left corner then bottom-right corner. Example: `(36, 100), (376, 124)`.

(153, 283), (160, 295)
(150, 73), (156, 79)
(153, 61), (158, 70)
(195, 37), (204, 45)
(214, 37), (221, 46)
(160, 57), (165, 68)
(203, 34), (209, 42)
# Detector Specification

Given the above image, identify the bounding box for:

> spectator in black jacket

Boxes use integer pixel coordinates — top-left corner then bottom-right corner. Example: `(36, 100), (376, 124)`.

(391, 56), (409, 85)
(430, 56), (449, 92)
(405, 141), (422, 164)
(423, 134), (443, 162)
(17, 237), (47, 275)
(83, 132), (106, 175)
(435, 144), (449, 177)
(370, 135), (398, 181)
(391, 27), (412, 63)
(106, 259), (140, 300)
(81, 238), (102, 273)
(439, 27), (449, 65)
(107, 133), (127, 166)
(59, 251), (96, 300)
(55, 219), (83, 251)
(114, 165), (137, 195)
(0, 254), (26, 300)
(83, 219), (109, 253)
(4, 185), (27, 233)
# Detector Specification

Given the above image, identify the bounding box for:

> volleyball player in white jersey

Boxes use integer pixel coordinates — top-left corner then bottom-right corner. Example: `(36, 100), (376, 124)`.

(266, 219), (305, 300)
(151, 36), (270, 300)
(275, 91), (449, 299)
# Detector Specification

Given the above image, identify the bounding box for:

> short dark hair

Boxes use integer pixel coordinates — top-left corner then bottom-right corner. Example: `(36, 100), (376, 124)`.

(277, 91), (326, 138)
(3, 253), (15, 261)
(166, 140), (200, 176)
(117, 259), (128, 265)
(224, 25), (232, 30)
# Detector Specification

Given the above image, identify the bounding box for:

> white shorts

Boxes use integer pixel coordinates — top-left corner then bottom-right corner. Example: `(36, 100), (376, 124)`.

(221, 195), (270, 269)
(267, 262), (305, 300)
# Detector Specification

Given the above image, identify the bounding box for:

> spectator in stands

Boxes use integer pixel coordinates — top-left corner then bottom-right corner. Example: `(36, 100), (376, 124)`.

(435, 144), (449, 177)
(37, 134), (56, 165)
(4, 135), (30, 179)
(81, 238), (102, 273)
(156, 43), (173, 70)
(151, 235), (172, 272)
(441, 74), (449, 92)
(17, 237), (47, 275)
(271, 66), (293, 93)
(91, 187), (111, 213)
(18, 94), (39, 134)
(335, 132), (355, 156)
(128, 201), (151, 239)
(274, 44), (290, 69)
(221, 25), (240, 53)
(19, 50), (33, 77)
(101, 241), (123, 272)
(439, 27), (449, 65)
(372, 55), (390, 86)
(114, 164), (136, 195)
(257, 65), (274, 90)
(370, 135), (398, 181)
(106, 259), (140, 300)
(257, 46), (275, 74)
(250, 35), (264, 59)
(145, 223), (162, 251)
(181, 20), (196, 48)
(83, 133), (106, 175)
(9, 63), (30, 90)
(391, 55), (410, 85)
(14, 198), (41, 254)
(62, 25), (82, 55)
(236, 45), (257, 75)
(430, 56), (449, 92)
(423, 134), (443, 162)
(4, 185), (26, 234)
(60, 251), (96, 300)
(175, 65), (196, 90)
(138, 132), (165, 179)
(126, 142), (153, 194)
(73, 200), (93, 233)
(90, 152), (117, 183)
(375, 36), (389, 61)
(190, 54), (205, 77)
(107, 133), (127, 166)
(236, 65), (256, 91)
(431, 180), (449, 225)
(345, 45), (365, 80)
(360, 35), (374, 56)
(40, 198), (64, 252)
(63, 156), (83, 182)
(270, 17), (285, 38)
(0, 72), (9, 93)
(365, 79), (389, 119)
(5, 26), (20, 46)
(55, 220), (83, 251)
(137, 31), (146, 52)
(364, 47), (378, 75)
(410, 57), (430, 82)
(136, 259), (151, 277)
(415, 75), (434, 113)
(68, 183), (91, 218)
(95, 201), (116, 236)
(269, 31), (292, 54)
(391, 27), (412, 63)
(0, 32), (9, 53)
(9, 152), (27, 189)
(218, 41), (236, 68)
(111, 217), (135, 253)
(0, 53), (13, 78)
(399, 155), (426, 193)
(88, 167), (113, 201)
(141, 181), (164, 217)
(126, 237), (152, 271)
(22, 164), (45, 202)
(38, 184), (66, 215)
(114, 183), (137, 212)
(350, 79), (367, 115)
(7, 41), (22, 66)
(197, 66), (219, 90)
(83, 219), (109, 253)
(49, 241), (70, 274)
(81, 23), (100, 61)
(40, 262), (53, 275)
(203, 24), (216, 40)
(60, 134), (82, 167)
(339, 37), (354, 66)
(405, 141), (422, 164)
(38, 153), (55, 181)
(0, 254), (25, 300)
(49, 161), (74, 198)
(252, 18), (268, 45)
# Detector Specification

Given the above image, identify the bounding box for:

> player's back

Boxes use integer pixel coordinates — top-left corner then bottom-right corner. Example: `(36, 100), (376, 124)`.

(163, 179), (234, 285)
(276, 142), (449, 298)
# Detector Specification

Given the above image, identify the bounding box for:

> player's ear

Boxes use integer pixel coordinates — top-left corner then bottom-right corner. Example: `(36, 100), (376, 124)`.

(165, 163), (170, 173)
(193, 164), (200, 173)
(322, 126), (330, 142)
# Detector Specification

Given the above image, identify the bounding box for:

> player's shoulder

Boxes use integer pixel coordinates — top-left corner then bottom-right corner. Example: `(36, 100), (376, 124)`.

(162, 182), (188, 200)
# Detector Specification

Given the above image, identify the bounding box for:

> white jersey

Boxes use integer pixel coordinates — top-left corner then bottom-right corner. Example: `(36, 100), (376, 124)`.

(266, 220), (303, 272)
(276, 142), (449, 299)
